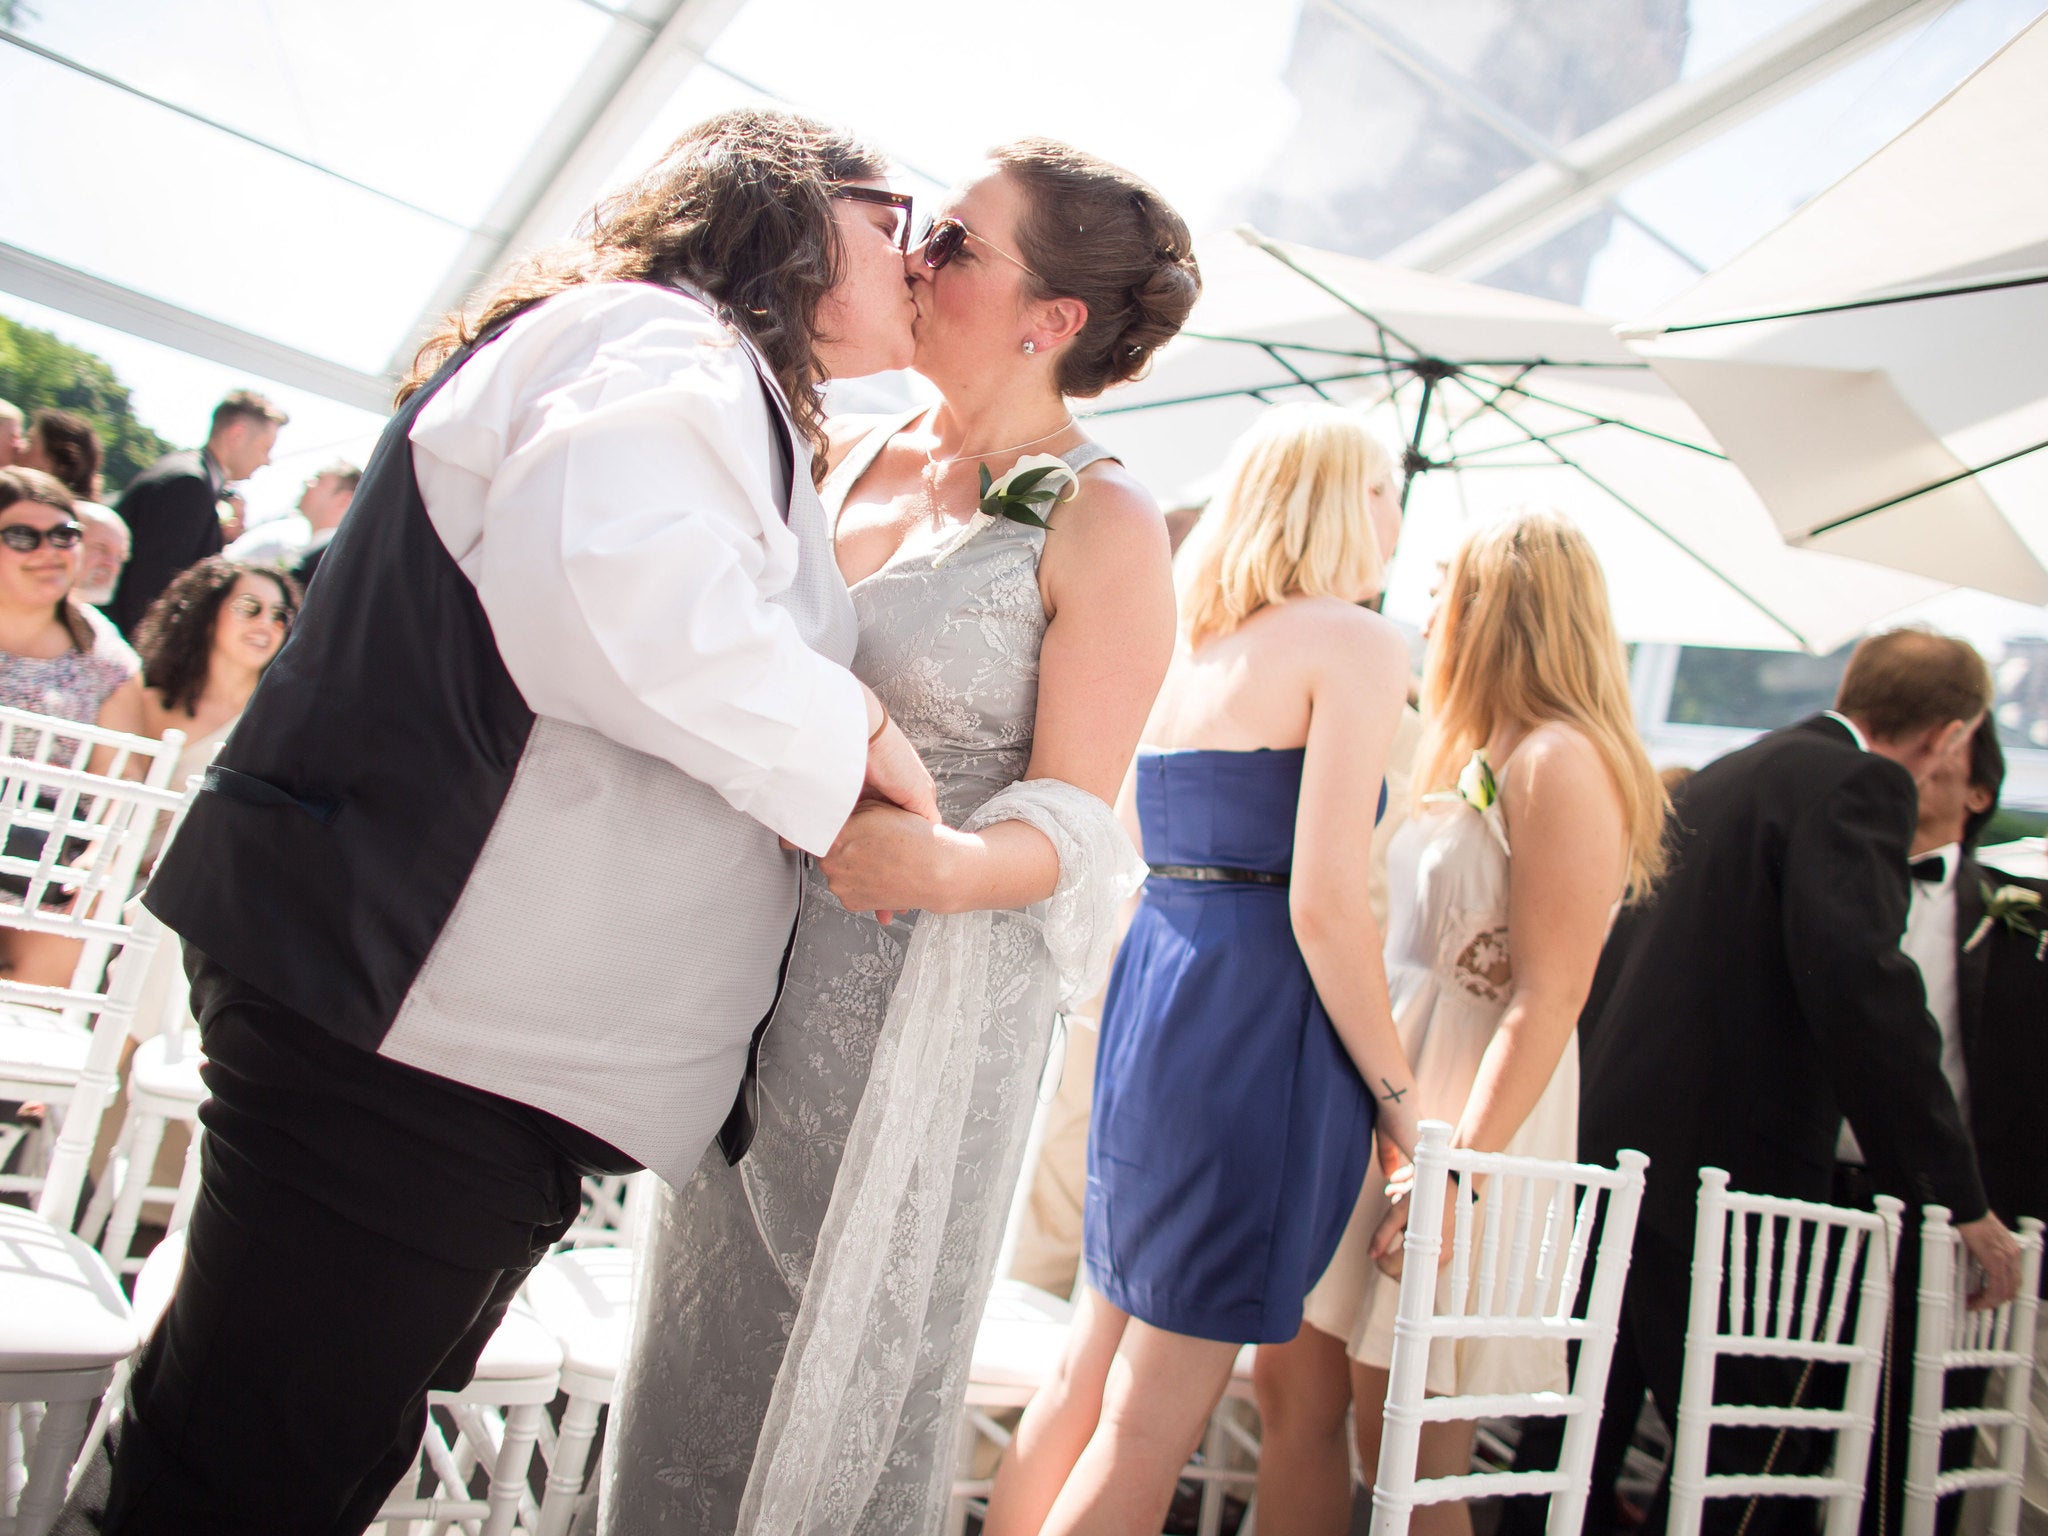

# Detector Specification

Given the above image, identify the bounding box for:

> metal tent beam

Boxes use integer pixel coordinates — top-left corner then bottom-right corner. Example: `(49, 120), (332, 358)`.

(383, 0), (747, 376)
(1379, 0), (1951, 279)
(0, 240), (394, 413)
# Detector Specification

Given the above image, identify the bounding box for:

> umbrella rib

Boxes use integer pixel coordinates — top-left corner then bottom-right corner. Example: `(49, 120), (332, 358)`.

(1238, 230), (1443, 366)
(1801, 437), (2048, 538)
(1258, 344), (1340, 401)
(1466, 372), (1728, 458)
(1084, 368), (1403, 417)
(1439, 370), (1815, 651)
(1649, 270), (2048, 336)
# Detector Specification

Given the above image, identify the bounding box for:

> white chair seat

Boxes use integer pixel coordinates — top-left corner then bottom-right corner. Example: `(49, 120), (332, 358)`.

(130, 1229), (186, 1343)
(0, 1004), (88, 1090)
(0, 1204), (137, 1370)
(524, 1245), (635, 1397)
(127, 1034), (207, 1108)
(463, 1304), (563, 1394)
(968, 1280), (1073, 1396)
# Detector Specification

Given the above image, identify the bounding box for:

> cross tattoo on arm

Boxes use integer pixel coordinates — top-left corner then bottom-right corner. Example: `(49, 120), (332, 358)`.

(1380, 1079), (1408, 1104)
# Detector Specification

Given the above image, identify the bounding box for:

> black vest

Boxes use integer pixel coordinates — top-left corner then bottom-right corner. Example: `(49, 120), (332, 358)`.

(147, 321), (540, 1051)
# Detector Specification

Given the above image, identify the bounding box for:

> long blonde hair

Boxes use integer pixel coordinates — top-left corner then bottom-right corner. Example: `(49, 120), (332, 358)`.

(1177, 403), (1397, 644)
(1416, 509), (1668, 896)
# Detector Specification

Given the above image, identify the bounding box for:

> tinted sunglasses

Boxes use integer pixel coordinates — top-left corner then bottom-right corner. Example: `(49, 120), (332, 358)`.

(227, 593), (293, 626)
(0, 521), (84, 553)
(917, 216), (1042, 280)
(832, 185), (914, 253)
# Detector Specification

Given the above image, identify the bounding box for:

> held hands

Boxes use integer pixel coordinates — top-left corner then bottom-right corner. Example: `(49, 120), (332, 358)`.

(1368, 1154), (1462, 1281)
(1957, 1212), (2023, 1311)
(820, 801), (964, 924)
(864, 715), (940, 825)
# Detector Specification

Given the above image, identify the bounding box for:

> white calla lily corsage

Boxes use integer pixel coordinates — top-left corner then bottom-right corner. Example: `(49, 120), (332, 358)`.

(1456, 750), (1499, 813)
(1964, 881), (2047, 961)
(978, 453), (1081, 530)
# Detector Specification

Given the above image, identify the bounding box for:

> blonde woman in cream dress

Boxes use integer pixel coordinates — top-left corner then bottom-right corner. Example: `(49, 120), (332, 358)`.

(1253, 509), (1670, 1536)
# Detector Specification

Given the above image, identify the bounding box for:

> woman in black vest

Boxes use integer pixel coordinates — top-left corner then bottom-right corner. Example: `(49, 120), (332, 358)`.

(94, 110), (935, 1536)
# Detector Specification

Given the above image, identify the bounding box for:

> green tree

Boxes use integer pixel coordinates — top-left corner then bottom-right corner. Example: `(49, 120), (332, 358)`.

(0, 315), (175, 496)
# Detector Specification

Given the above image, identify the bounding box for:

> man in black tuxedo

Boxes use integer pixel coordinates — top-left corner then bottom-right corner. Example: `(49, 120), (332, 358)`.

(1503, 629), (2022, 1536)
(105, 389), (287, 635)
(1845, 719), (2048, 1536)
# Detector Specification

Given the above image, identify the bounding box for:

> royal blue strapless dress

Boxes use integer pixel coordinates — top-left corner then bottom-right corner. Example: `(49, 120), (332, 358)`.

(1083, 748), (1382, 1344)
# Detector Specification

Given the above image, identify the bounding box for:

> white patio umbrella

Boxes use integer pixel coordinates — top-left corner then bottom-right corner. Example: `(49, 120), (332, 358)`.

(1083, 228), (1942, 652)
(1621, 14), (2048, 604)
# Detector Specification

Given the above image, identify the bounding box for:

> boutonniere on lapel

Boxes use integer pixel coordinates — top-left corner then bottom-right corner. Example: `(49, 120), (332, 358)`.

(1964, 882), (2047, 960)
(978, 454), (1080, 530)
(1455, 750), (1498, 813)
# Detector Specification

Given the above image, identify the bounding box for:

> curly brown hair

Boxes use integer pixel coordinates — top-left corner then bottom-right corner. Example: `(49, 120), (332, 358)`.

(135, 558), (301, 715)
(402, 107), (887, 480)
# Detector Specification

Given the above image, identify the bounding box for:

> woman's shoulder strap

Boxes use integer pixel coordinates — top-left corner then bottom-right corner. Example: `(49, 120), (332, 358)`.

(1061, 440), (1121, 476)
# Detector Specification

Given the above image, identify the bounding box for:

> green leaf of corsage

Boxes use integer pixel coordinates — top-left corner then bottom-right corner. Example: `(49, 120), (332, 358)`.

(978, 453), (1080, 530)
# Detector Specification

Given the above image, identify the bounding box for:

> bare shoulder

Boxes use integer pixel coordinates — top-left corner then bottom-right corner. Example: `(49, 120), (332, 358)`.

(1499, 720), (1619, 815)
(1043, 458), (1169, 575)
(1275, 596), (1409, 675)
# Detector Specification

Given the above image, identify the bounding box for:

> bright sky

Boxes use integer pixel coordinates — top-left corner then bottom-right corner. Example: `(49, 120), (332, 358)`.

(0, 0), (2042, 655)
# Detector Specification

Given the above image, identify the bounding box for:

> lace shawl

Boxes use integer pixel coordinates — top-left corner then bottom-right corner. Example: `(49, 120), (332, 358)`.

(735, 777), (1143, 1532)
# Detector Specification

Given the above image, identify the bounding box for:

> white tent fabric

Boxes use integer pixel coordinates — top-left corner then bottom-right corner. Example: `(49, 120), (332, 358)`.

(1081, 231), (1942, 652)
(1622, 14), (2048, 602)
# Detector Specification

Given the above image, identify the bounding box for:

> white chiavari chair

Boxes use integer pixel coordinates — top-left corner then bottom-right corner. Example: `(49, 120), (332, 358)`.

(1370, 1120), (1650, 1536)
(1666, 1168), (1904, 1536)
(523, 1240), (639, 1536)
(1903, 1209), (2045, 1536)
(0, 749), (187, 1536)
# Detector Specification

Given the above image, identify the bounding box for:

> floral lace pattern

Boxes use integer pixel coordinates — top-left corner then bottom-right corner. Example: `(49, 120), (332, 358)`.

(1452, 923), (1513, 1003)
(601, 426), (1132, 1535)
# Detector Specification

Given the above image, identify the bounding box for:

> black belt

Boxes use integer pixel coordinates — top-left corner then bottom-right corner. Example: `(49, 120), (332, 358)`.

(1148, 863), (1289, 887)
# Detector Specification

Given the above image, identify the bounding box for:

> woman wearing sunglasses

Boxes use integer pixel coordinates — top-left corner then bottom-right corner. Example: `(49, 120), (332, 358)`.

(134, 556), (300, 815)
(0, 467), (145, 983)
(604, 140), (1200, 1532)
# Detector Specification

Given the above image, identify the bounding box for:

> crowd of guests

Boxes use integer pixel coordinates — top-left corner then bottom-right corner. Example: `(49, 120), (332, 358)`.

(0, 389), (351, 988)
(982, 405), (2043, 1536)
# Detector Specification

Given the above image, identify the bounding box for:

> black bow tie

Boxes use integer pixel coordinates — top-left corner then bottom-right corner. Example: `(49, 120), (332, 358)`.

(1910, 854), (1947, 884)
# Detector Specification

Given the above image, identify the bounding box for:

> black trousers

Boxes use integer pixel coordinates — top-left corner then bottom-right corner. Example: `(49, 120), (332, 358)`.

(79, 950), (636, 1536)
(1500, 1223), (1835, 1536)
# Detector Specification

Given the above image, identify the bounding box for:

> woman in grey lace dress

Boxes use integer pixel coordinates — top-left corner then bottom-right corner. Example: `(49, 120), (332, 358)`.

(601, 140), (1200, 1535)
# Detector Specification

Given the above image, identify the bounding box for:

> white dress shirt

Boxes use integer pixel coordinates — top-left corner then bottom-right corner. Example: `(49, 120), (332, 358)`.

(1838, 839), (1970, 1163)
(408, 282), (867, 856)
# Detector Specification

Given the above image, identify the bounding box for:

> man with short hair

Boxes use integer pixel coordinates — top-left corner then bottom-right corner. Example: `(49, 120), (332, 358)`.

(106, 389), (288, 634)
(1506, 627), (2023, 1536)
(0, 399), (24, 467)
(227, 460), (359, 577)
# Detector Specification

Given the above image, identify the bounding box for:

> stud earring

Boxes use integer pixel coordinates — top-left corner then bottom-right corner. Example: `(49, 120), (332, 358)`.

(1022, 340), (1036, 354)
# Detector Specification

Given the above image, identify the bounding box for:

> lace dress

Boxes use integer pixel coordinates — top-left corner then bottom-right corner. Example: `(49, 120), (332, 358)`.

(601, 418), (1121, 1535)
(1301, 753), (1579, 1396)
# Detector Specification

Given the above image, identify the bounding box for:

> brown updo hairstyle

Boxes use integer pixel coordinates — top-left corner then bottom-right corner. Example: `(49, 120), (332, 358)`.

(403, 107), (888, 480)
(988, 139), (1200, 397)
(29, 410), (103, 501)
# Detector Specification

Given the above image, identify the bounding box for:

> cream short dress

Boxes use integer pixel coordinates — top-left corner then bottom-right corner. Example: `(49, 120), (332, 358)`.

(1302, 755), (1579, 1397)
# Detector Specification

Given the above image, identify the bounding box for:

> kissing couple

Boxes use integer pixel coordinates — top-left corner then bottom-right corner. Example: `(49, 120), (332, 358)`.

(104, 107), (1201, 1535)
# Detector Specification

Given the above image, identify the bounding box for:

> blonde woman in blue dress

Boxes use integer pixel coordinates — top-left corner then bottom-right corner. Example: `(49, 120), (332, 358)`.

(1252, 508), (1669, 1536)
(985, 403), (1427, 1536)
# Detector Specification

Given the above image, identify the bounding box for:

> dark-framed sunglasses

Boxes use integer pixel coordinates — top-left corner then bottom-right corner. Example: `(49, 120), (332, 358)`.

(0, 521), (84, 553)
(832, 185), (915, 253)
(916, 216), (1041, 280)
(226, 593), (294, 627)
